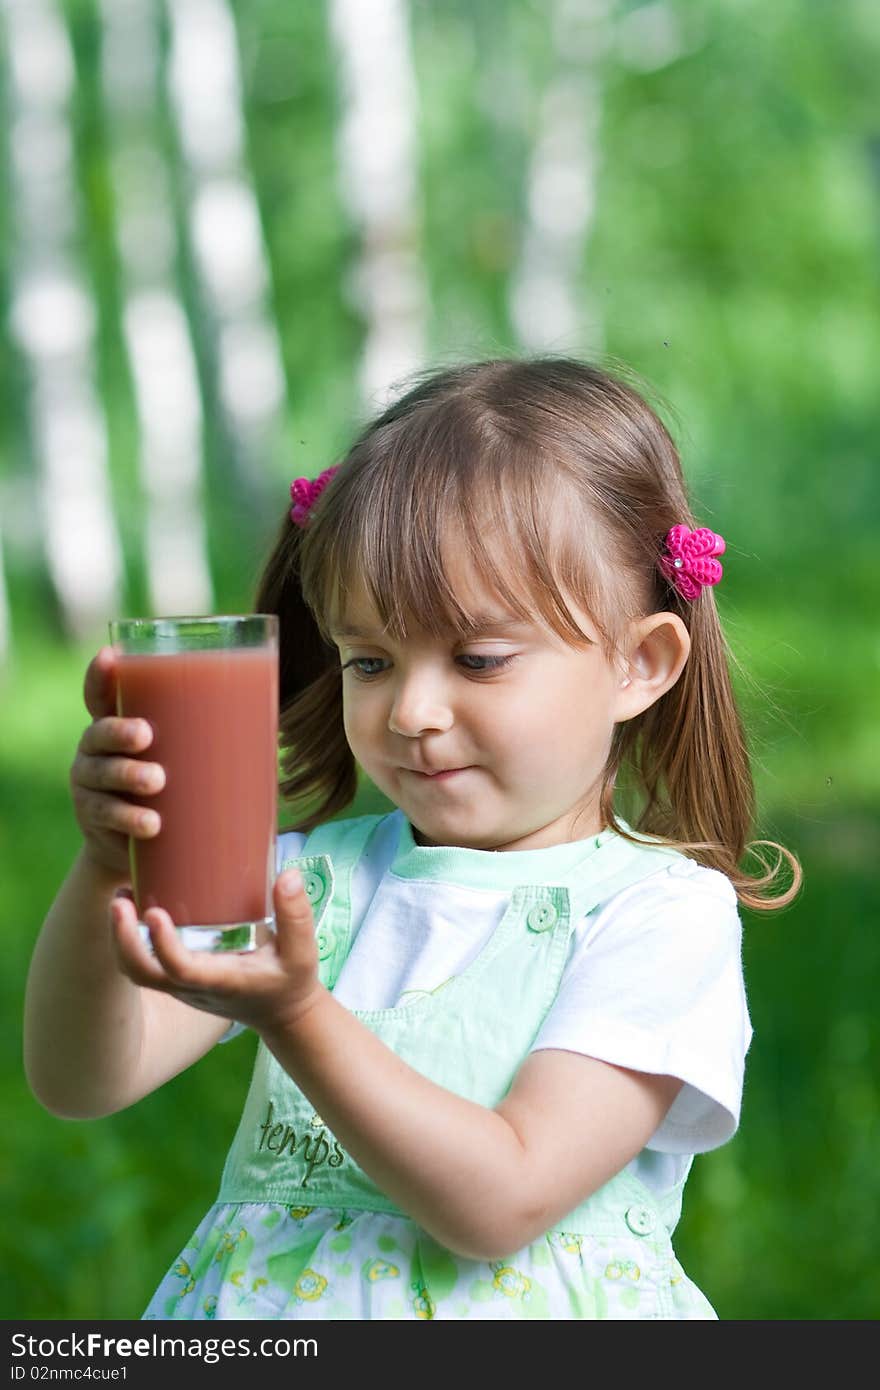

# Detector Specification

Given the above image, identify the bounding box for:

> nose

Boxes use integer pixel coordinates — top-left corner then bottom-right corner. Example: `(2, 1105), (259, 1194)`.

(387, 667), (454, 737)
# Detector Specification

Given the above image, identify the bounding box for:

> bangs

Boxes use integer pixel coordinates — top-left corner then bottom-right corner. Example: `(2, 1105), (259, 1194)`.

(300, 397), (624, 655)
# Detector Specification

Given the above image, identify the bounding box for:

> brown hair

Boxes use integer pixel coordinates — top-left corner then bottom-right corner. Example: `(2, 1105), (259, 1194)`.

(255, 356), (801, 912)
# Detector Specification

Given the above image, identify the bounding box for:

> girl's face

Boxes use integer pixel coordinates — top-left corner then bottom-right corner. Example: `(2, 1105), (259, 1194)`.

(329, 548), (637, 852)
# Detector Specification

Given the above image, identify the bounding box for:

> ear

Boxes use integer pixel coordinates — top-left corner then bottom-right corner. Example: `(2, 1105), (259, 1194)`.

(613, 613), (691, 722)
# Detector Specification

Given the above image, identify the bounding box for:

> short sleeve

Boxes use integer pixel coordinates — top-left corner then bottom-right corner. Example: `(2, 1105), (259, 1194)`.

(218, 827), (309, 1046)
(530, 861), (752, 1154)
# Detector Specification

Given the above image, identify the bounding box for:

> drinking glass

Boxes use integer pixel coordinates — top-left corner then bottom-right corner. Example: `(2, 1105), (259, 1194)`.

(108, 615), (279, 952)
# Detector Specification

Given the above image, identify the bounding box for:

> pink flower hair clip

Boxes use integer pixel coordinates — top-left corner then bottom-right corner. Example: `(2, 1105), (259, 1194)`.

(659, 524), (725, 601)
(289, 466), (339, 528)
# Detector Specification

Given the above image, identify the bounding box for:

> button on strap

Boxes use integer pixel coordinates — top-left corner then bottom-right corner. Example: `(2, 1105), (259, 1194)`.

(279, 851), (337, 983)
(624, 1204), (656, 1236)
(305, 872), (332, 959)
(302, 871), (326, 906)
(526, 901), (558, 933)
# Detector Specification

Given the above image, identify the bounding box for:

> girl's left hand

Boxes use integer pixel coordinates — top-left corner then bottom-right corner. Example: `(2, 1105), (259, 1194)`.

(110, 870), (324, 1035)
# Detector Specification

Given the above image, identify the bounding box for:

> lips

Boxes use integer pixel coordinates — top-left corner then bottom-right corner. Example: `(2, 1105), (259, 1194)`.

(406, 766), (470, 777)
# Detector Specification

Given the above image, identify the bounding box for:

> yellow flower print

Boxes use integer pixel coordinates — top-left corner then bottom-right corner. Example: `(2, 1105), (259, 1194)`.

(214, 1228), (248, 1261)
(365, 1259), (400, 1282)
(490, 1263), (532, 1299)
(294, 1269), (328, 1302)
(605, 1260), (640, 1282)
(557, 1233), (583, 1254)
(288, 1206), (314, 1221)
(411, 1280), (436, 1320)
(171, 1259), (195, 1297)
(203, 1295), (217, 1319)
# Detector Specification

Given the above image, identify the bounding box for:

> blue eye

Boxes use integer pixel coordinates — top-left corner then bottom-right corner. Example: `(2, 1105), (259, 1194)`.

(342, 654), (515, 680)
(457, 654), (514, 673)
(343, 657), (387, 679)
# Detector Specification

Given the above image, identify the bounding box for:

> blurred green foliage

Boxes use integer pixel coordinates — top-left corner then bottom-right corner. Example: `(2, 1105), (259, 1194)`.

(2, 0), (878, 1320)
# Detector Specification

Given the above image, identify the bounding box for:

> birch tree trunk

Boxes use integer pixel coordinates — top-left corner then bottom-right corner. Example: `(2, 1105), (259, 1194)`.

(508, 0), (610, 354)
(164, 0), (287, 496)
(99, 0), (213, 616)
(328, 0), (428, 414)
(4, 0), (123, 641)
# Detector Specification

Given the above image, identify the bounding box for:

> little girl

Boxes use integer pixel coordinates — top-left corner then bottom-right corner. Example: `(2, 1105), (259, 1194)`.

(25, 357), (800, 1321)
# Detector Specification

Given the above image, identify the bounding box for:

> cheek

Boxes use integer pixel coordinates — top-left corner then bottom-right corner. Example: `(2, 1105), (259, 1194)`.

(342, 689), (381, 755)
(486, 685), (575, 769)
(502, 676), (569, 734)
(340, 690), (360, 747)
(512, 679), (610, 761)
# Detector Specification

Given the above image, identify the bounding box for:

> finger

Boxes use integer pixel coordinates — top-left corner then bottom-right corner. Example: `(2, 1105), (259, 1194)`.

(74, 750), (165, 797)
(72, 784), (160, 839)
(143, 908), (239, 995)
(272, 870), (316, 965)
(142, 907), (192, 982)
(110, 896), (171, 989)
(79, 716), (154, 757)
(84, 647), (119, 721)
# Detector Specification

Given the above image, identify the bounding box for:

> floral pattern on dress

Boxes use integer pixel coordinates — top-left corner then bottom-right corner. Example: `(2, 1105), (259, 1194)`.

(143, 1202), (717, 1321)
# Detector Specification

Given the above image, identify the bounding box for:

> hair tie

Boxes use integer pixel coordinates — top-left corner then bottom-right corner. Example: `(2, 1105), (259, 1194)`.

(659, 525), (725, 601)
(289, 466), (339, 528)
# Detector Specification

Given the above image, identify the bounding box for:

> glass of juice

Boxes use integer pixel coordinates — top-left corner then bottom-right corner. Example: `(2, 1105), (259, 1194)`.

(108, 614), (279, 952)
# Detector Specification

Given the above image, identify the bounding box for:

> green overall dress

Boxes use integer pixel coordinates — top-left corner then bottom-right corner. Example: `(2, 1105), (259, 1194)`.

(144, 811), (718, 1320)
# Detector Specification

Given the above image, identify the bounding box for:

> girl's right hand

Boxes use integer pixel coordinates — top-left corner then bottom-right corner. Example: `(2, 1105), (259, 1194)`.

(70, 646), (165, 877)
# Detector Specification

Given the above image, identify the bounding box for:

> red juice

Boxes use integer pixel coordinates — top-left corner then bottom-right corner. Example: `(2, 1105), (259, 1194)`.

(116, 646), (278, 929)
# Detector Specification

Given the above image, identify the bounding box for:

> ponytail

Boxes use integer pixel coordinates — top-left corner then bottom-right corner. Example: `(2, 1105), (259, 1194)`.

(254, 517), (357, 832)
(603, 592), (802, 912)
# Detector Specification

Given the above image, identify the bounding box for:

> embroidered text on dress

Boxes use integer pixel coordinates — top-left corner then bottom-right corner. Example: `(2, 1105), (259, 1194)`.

(256, 1100), (347, 1186)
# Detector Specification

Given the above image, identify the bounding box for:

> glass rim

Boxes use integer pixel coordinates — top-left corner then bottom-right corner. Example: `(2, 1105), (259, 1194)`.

(109, 613), (277, 628)
(109, 614), (278, 651)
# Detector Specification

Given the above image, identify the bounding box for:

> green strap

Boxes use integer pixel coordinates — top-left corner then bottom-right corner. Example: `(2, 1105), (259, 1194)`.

(566, 832), (681, 926)
(280, 812), (387, 990)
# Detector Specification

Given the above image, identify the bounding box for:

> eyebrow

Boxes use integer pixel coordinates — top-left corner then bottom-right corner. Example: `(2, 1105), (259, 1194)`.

(330, 612), (534, 640)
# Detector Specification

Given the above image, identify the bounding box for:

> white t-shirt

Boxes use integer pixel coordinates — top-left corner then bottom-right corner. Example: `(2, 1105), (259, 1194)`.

(224, 809), (752, 1198)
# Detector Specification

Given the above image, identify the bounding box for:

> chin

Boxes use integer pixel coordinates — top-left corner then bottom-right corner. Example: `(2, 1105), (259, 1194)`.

(408, 813), (477, 849)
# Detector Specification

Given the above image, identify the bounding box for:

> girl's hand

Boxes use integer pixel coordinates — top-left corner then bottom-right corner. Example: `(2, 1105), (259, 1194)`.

(110, 870), (325, 1035)
(70, 647), (165, 877)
